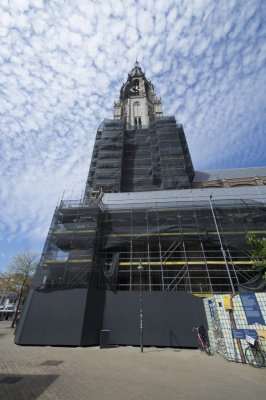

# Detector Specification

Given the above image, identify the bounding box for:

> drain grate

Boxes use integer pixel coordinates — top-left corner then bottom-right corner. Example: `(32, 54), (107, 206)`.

(41, 360), (64, 366)
(0, 376), (23, 384)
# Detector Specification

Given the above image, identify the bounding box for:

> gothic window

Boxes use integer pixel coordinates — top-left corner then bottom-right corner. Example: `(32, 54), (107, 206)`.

(133, 101), (140, 118)
(133, 79), (139, 94)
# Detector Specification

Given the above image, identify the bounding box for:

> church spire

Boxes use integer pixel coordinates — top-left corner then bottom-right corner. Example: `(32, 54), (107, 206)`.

(114, 63), (163, 126)
(130, 60), (143, 77)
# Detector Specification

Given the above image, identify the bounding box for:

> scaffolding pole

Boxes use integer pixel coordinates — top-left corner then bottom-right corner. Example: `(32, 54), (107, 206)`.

(209, 195), (235, 294)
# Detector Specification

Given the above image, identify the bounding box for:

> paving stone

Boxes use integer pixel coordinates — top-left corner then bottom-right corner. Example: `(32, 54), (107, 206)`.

(0, 321), (265, 400)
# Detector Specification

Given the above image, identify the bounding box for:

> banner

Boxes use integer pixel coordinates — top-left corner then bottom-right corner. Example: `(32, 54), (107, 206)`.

(231, 329), (257, 340)
(240, 294), (265, 325)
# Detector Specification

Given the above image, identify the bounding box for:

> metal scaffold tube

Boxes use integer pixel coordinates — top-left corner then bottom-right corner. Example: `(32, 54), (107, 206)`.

(209, 195), (235, 294)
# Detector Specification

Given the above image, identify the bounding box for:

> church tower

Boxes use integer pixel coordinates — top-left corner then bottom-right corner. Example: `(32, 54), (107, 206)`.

(15, 62), (263, 348)
(86, 62), (194, 197)
(114, 61), (163, 126)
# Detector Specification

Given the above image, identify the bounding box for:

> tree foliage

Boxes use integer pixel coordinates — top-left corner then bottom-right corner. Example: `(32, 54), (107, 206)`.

(0, 249), (39, 327)
(0, 250), (38, 295)
(247, 234), (266, 276)
(0, 273), (33, 298)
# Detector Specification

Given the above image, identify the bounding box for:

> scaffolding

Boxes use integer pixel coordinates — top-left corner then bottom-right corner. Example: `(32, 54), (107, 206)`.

(33, 185), (266, 294)
(85, 117), (194, 197)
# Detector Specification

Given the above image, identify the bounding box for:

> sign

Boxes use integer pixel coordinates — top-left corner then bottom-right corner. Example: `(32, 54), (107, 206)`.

(240, 294), (265, 325)
(231, 329), (257, 340)
(223, 294), (232, 310)
(208, 299), (214, 319)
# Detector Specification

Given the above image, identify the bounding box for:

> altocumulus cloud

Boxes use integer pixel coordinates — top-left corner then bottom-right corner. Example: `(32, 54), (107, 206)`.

(0, 0), (266, 268)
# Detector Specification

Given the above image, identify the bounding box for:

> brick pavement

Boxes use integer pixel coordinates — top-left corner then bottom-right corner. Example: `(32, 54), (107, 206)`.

(0, 321), (265, 400)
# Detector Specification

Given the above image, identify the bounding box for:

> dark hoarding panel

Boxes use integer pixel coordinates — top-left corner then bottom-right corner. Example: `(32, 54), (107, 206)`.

(15, 289), (88, 346)
(102, 291), (207, 347)
(16, 289), (207, 347)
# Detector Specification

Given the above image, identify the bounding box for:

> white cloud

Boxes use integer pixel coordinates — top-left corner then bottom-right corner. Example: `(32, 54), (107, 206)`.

(0, 0), (265, 267)
(137, 11), (154, 34)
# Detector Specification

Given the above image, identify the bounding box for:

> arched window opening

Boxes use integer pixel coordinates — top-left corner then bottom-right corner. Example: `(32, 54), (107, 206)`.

(133, 79), (139, 95)
(133, 101), (140, 118)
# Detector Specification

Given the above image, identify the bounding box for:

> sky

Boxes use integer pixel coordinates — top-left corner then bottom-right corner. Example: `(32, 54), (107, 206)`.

(0, 0), (266, 271)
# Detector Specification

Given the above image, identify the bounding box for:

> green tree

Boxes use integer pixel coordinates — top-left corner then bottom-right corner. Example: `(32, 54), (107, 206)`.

(0, 249), (39, 328)
(247, 234), (266, 279)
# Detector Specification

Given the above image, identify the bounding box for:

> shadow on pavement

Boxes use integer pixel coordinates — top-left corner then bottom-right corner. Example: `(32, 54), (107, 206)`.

(0, 374), (59, 400)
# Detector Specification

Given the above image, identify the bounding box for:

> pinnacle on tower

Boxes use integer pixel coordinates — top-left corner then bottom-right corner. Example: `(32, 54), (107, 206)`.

(130, 60), (143, 77)
(114, 62), (163, 126)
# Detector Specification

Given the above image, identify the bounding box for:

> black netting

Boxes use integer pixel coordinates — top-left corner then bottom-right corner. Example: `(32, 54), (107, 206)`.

(32, 114), (265, 294)
(85, 118), (194, 195)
